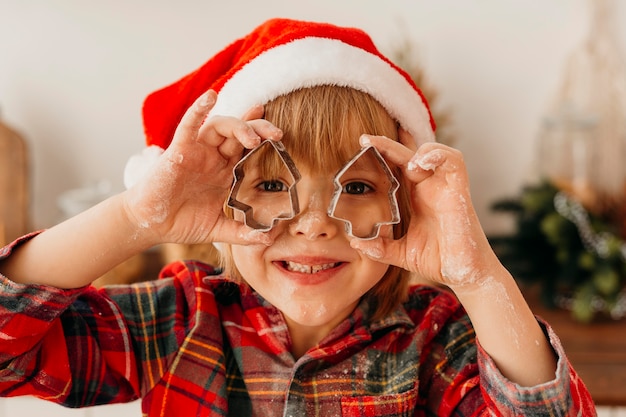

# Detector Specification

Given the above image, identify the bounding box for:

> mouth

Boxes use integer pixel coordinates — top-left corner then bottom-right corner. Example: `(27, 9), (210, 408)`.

(283, 260), (342, 274)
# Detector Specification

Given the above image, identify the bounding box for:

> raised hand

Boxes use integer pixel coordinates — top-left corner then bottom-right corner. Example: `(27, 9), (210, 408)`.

(0, 91), (282, 288)
(351, 132), (559, 387)
(350, 131), (501, 291)
(123, 90), (283, 247)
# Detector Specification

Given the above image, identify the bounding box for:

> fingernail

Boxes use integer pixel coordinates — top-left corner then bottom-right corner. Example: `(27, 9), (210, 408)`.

(416, 150), (443, 171)
(271, 127), (283, 140)
(247, 133), (261, 147)
(199, 91), (216, 107)
(359, 134), (371, 147)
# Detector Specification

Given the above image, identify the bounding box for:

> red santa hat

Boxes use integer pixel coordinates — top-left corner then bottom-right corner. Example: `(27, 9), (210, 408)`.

(124, 18), (436, 188)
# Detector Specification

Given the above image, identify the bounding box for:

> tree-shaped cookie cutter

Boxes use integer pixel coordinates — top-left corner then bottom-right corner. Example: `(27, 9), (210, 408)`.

(327, 145), (401, 239)
(228, 141), (400, 239)
(227, 140), (301, 231)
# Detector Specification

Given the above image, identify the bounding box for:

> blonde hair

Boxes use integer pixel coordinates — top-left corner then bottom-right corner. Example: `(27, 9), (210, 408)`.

(221, 85), (412, 320)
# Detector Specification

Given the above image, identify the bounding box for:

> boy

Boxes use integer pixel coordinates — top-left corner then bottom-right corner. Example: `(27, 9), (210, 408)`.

(0, 18), (595, 416)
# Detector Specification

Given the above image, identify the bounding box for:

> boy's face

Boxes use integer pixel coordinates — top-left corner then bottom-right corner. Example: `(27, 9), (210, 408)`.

(231, 167), (392, 334)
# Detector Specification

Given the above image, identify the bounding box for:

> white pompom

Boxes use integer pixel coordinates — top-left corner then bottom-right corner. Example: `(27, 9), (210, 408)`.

(123, 145), (165, 189)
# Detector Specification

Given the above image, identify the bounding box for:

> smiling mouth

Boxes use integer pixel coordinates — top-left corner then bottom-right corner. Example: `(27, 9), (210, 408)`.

(284, 261), (341, 274)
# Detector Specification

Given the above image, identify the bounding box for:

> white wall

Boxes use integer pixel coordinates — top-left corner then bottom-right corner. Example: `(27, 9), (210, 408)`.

(0, 397), (141, 416)
(0, 397), (622, 416)
(1, 0), (625, 234)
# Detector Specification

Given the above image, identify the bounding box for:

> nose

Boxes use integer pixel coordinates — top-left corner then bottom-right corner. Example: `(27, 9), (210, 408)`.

(288, 179), (340, 240)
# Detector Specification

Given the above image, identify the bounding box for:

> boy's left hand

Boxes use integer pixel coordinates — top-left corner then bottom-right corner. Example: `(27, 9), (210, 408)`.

(350, 131), (502, 291)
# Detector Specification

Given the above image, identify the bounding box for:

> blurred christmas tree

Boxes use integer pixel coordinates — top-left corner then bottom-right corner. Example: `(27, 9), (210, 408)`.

(494, 0), (626, 323)
(493, 181), (626, 322)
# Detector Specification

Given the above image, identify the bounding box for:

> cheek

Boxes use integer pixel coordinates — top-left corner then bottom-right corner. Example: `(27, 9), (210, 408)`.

(355, 255), (390, 294)
(365, 260), (390, 283)
(231, 245), (265, 280)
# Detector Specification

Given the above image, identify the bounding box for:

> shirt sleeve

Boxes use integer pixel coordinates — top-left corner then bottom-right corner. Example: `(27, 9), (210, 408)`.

(0, 234), (141, 406)
(476, 319), (596, 415)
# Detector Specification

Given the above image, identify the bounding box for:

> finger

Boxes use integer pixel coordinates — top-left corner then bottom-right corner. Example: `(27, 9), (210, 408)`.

(213, 219), (275, 246)
(360, 134), (413, 163)
(173, 90), (217, 145)
(217, 137), (246, 160)
(349, 236), (406, 269)
(408, 143), (463, 173)
(247, 119), (283, 141)
(241, 104), (264, 121)
(215, 119), (284, 159)
(369, 135), (462, 182)
(240, 103), (282, 141)
(360, 134), (433, 183)
(200, 115), (262, 149)
(204, 117), (283, 149)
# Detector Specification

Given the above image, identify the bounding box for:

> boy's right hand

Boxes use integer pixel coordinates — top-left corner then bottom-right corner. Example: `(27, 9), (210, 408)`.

(122, 90), (282, 247)
(0, 90), (282, 288)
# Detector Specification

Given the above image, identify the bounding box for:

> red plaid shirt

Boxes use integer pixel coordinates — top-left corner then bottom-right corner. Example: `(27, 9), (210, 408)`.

(0, 235), (595, 416)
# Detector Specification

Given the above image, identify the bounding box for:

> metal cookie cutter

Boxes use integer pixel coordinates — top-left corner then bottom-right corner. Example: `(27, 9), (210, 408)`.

(227, 141), (401, 239)
(227, 140), (301, 231)
(327, 145), (401, 239)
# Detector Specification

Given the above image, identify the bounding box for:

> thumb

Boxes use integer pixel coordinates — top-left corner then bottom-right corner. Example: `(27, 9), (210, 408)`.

(213, 219), (274, 247)
(349, 236), (406, 269)
(174, 90), (217, 146)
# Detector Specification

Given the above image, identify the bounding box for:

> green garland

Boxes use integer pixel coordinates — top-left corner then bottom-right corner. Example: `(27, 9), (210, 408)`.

(491, 180), (626, 322)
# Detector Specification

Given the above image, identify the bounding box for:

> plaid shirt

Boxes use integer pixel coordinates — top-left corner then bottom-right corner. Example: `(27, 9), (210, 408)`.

(0, 235), (595, 416)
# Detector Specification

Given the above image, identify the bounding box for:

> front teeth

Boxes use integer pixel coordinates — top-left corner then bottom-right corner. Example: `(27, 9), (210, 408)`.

(286, 261), (337, 274)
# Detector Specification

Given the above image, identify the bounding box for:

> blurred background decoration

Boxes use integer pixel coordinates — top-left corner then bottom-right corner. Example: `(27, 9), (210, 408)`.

(493, 0), (626, 323)
(0, 114), (29, 247)
(55, 180), (149, 287)
(390, 35), (456, 148)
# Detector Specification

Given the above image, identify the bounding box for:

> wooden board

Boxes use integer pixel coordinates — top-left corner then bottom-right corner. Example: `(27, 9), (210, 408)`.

(0, 120), (29, 246)
(523, 284), (626, 406)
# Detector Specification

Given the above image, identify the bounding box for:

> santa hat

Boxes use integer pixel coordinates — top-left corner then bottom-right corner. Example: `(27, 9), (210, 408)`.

(124, 18), (436, 188)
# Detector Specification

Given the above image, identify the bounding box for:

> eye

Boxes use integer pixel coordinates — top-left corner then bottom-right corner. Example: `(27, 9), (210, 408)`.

(342, 181), (373, 195)
(257, 179), (287, 192)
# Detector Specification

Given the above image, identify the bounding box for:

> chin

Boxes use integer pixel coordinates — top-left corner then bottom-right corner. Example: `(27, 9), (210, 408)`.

(280, 301), (329, 323)
(280, 298), (357, 329)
